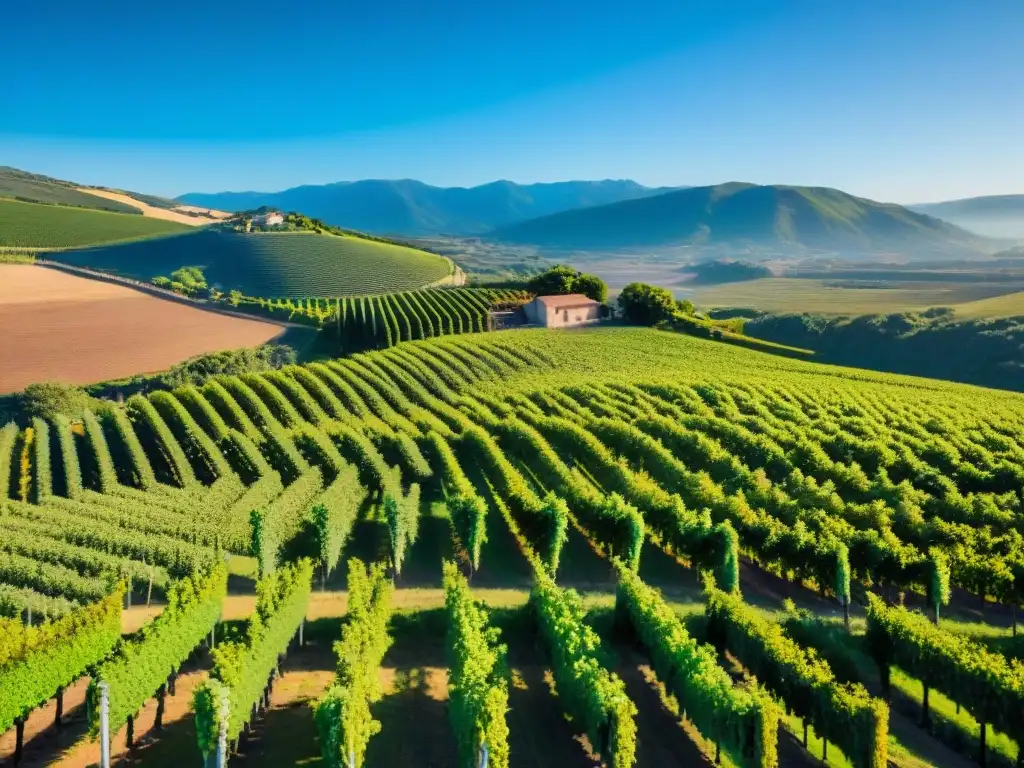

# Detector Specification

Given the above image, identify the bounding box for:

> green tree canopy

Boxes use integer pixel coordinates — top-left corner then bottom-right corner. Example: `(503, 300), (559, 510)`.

(618, 282), (677, 326)
(20, 382), (92, 420)
(527, 265), (607, 303)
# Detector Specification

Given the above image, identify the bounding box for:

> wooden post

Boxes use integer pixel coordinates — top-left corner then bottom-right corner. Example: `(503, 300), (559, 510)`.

(169, 670), (177, 696)
(843, 596), (850, 634)
(147, 568), (154, 606)
(14, 718), (24, 765)
(803, 721), (809, 748)
(126, 714), (134, 749)
(299, 619), (304, 647)
(155, 684), (166, 730)
(822, 737), (828, 761)
(922, 684), (930, 726)
(979, 713), (987, 767)
(55, 686), (64, 727)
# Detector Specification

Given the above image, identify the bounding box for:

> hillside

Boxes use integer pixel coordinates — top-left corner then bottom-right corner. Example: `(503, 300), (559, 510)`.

(177, 179), (670, 235)
(52, 228), (453, 296)
(744, 309), (1024, 390)
(0, 166), (142, 215)
(1, 326), (1023, 768)
(489, 182), (989, 256)
(0, 198), (192, 249)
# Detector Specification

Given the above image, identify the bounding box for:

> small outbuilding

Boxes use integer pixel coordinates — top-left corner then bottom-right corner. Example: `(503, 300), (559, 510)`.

(524, 293), (602, 328)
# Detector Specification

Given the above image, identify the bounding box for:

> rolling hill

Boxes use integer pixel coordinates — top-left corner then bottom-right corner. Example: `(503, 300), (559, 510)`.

(488, 183), (990, 255)
(0, 198), (193, 249)
(51, 228), (453, 296)
(910, 194), (1024, 238)
(177, 179), (671, 235)
(0, 166), (143, 214)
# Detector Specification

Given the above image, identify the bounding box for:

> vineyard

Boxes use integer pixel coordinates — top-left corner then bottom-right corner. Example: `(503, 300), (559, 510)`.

(2, 326), (1024, 767)
(52, 228), (454, 297)
(0, 199), (192, 249)
(237, 287), (531, 345)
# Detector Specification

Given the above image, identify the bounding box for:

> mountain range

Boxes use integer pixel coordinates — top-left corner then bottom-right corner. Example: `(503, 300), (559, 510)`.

(177, 179), (672, 236)
(489, 182), (988, 254)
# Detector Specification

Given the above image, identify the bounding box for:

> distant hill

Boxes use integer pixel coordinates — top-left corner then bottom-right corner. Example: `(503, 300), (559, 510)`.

(51, 228), (452, 297)
(489, 182), (989, 256)
(0, 166), (143, 214)
(177, 179), (671, 236)
(910, 195), (1024, 238)
(0, 198), (192, 249)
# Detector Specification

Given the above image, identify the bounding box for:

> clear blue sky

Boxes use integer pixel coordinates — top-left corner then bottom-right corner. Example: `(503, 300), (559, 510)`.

(3, 0), (1021, 201)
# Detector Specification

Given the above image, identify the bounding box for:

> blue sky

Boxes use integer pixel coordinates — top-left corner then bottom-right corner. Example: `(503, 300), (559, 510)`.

(3, 0), (1021, 201)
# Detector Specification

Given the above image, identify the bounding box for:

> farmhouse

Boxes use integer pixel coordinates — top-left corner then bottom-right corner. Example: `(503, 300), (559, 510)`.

(251, 211), (284, 227)
(524, 293), (602, 328)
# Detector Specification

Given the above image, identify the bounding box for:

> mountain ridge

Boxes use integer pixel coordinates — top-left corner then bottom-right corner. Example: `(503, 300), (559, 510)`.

(487, 182), (990, 256)
(177, 178), (673, 235)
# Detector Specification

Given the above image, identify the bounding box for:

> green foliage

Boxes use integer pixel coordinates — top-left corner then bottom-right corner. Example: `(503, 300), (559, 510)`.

(706, 585), (888, 768)
(0, 591), (122, 732)
(443, 562), (510, 768)
(161, 344), (296, 388)
(89, 565), (227, 735)
(615, 564), (778, 767)
(865, 594), (1024, 739)
(532, 572), (637, 768)
(314, 559), (394, 768)
(193, 559), (313, 751)
(744, 310), (1024, 392)
(527, 264), (608, 302)
(428, 431), (489, 569)
(20, 382), (92, 420)
(383, 471), (421, 575)
(617, 282), (677, 325)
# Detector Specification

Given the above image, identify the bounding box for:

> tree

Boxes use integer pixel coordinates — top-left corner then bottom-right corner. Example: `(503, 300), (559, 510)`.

(574, 273), (608, 303)
(527, 265), (578, 296)
(20, 382), (92, 419)
(676, 298), (695, 315)
(618, 282), (677, 326)
(527, 265), (608, 303)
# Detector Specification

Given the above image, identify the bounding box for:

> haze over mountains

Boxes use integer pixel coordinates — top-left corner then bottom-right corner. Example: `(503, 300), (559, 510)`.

(490, 182), (989, 255)
(177, 179), (671, 236)
(910, 195), (1024, 239)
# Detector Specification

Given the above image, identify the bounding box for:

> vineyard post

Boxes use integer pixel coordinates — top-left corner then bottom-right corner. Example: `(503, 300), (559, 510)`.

(215, 706), (228, 768)
(55, 686), (64, 727)
(479, 739), (489, 768)
(299, 619), (304, 647)
(99, 681), (111, 768)
(13, 719), (24, 765)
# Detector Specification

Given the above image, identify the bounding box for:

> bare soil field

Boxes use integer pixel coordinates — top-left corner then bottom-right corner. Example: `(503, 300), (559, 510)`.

(0, 265), (286, 393)
(76, 189), (229, 226)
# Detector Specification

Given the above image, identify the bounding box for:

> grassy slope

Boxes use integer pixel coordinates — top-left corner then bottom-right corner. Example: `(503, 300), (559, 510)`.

(0, 199), (192, 248)
(54, 228), (452, 296)
(692, 277), (1024, 316)
(0, 167), (141, 214)
(952, 290), (1024, 317)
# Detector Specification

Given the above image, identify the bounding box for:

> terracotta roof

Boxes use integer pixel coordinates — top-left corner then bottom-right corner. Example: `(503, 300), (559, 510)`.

(535, 293), (599, 309)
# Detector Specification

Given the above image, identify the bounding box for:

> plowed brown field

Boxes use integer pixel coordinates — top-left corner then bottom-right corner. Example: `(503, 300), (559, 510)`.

(0, 265), (286, 393)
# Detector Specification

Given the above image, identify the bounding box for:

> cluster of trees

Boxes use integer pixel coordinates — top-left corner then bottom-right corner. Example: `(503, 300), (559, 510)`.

(617, 282), (694, 325)
(152, 266), (207, 296)
(526, 265), (608, 303)
(160, 345), (297, 389)
(744, 310), (1024, 392)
